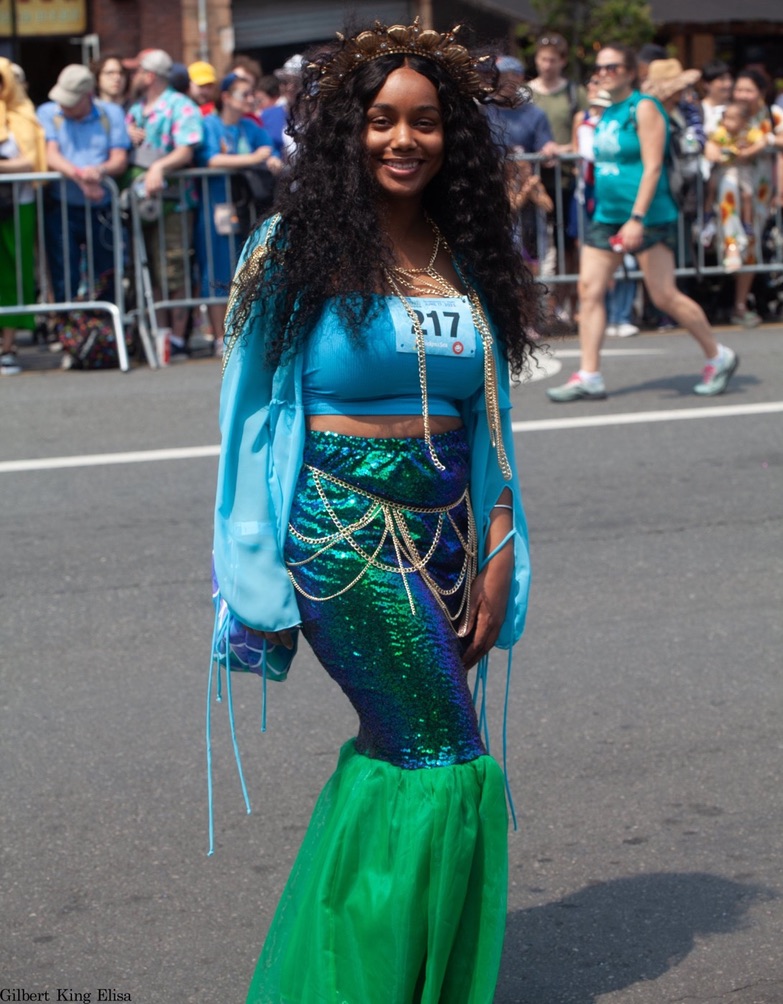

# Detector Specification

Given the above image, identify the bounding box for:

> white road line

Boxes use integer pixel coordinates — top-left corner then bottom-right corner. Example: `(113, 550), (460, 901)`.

(512, 401), (783, 432)
(0, 444), (220, 474)
(553, 348), (667, 357)
(2, 402), (781, 473)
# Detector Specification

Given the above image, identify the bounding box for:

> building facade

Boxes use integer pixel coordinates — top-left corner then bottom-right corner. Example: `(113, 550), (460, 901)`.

(1, 0), (781, 106)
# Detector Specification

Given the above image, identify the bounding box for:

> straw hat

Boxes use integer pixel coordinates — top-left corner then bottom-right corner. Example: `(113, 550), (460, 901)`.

(642, 59), (701, 101)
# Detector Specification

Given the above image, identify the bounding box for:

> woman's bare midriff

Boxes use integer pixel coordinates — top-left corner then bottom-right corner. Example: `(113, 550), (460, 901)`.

(307, 414), (463, 438)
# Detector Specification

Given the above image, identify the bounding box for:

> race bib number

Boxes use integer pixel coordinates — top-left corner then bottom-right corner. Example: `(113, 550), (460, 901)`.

(389, 296), (477, 358)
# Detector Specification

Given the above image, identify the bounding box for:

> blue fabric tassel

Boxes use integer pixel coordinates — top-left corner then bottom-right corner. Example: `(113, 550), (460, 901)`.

(206, 579), (298, 855)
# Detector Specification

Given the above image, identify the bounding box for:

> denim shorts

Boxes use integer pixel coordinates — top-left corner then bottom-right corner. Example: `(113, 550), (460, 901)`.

(587, 219), (678, 254)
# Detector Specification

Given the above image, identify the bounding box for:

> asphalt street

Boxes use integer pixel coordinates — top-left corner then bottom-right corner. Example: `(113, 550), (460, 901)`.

(2, 325), (782, 1004)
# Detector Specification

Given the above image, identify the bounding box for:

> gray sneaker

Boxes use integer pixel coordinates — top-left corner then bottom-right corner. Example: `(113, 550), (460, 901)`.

(547, 372), (607, 403)
(693, 348), (739, 396)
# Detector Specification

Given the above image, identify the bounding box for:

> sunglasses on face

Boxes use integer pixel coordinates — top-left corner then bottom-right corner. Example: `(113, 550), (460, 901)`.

(595, 63), (623, 74)
(537, 35), (566, 52)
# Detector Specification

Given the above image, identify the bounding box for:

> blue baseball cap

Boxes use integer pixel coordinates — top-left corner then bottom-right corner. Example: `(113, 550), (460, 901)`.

(496, 56), (525, 75)
(220, 72), (242, 92)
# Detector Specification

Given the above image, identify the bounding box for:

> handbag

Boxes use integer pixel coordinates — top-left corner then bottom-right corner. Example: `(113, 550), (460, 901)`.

(211, 588), (298, 681)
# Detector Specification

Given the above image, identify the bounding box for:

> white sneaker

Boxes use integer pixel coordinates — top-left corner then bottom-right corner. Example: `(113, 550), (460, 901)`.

(693, 347), (739, 396)
(605, 324), (618, 337)
(547, 372), (608, 402)
(615, 323), (640, 338)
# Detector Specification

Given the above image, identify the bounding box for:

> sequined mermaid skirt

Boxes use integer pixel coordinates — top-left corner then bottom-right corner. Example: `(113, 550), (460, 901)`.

(246, 429), (509, 1004)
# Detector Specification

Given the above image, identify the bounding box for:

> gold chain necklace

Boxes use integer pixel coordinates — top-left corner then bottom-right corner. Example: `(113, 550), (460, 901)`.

(383, 219), (511, 479)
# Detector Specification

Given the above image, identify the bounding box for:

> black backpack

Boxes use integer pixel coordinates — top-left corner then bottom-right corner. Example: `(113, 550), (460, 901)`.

(230, 167), (277, 240)
(629, 98), (700, 213)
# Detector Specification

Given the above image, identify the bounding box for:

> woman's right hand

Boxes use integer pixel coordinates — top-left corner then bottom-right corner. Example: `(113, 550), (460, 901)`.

(244, 627), (296, 649)
(616, 217), (644, 252)
(250, 145), (273, 165)
(128, 124), (146, 146)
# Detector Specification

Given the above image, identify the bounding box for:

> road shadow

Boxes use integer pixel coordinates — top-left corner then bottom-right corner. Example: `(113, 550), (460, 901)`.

(604, 370), (760, 399)
(495, 871), (774, 1003)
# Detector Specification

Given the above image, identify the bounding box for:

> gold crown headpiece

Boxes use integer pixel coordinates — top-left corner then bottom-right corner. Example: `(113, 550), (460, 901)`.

(309, 20), (495, 100)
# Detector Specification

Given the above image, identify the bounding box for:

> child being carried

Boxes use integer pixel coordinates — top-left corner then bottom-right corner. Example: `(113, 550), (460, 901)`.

(704, 101), (767, 270)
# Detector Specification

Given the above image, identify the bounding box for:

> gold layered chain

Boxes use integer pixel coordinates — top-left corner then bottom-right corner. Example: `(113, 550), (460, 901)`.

(384, 220), (512, 480)
(286, 464), (477, 633)
(383, 264), (447, 471)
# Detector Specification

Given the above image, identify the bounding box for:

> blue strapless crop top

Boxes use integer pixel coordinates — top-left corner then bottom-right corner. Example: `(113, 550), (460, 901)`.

(302, 297), (485, 417)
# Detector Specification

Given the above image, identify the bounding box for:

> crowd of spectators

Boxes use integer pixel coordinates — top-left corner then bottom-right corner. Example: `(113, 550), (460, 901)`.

(0, 36), (782, 376)
(0, 46), (298, 374)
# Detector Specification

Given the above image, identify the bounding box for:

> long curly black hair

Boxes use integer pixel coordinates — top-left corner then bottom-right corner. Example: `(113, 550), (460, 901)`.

(229, 40), (541, 376)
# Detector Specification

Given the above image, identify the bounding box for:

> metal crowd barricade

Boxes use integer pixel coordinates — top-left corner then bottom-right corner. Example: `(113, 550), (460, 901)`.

(82, 154), (783, 369)
(128, 166), (257, 367)
(0, 172), (133, 371)
(510, 150), (783, 286)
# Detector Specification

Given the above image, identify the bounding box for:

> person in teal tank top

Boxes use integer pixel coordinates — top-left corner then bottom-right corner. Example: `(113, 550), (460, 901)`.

(546, 44), (739, 402)
(593, 90), (676, 226)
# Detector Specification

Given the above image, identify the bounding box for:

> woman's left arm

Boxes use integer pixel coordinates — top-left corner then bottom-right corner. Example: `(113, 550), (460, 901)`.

(734, 137), (768, 161)
(617, 99), (667, 252)
(0, 153), (33, 173)
(460, 487), (514, 669)
(208, 146), (273, 170)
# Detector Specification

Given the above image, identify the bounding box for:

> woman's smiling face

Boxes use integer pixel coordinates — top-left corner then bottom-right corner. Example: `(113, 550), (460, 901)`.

(732, 75), (763, 112)
(363, 65), (444, 205)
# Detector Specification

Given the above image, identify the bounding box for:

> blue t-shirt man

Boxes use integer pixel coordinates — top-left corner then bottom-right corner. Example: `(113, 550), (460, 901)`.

(38, 64), (132, 301)
(38, 98), (130, 206)
(485, 101), (554, 154)
(259, 104), (287, 157)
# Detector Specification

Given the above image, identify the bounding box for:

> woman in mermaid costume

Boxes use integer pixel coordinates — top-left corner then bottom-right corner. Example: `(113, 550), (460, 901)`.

(211, 21), (538, 1002)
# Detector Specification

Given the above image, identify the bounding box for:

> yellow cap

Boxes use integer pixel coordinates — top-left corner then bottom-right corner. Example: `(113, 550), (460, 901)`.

(188, 61), (217, 86)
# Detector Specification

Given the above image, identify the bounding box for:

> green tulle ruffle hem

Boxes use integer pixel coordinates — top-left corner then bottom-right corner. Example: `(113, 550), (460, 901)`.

(246, 740), (509, 1004)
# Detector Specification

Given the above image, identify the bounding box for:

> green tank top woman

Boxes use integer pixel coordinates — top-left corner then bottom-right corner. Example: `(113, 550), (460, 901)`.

(593, 91), (677, 226)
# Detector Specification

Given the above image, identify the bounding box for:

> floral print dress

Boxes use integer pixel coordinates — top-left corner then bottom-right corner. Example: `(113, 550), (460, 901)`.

(716, 104), (783, 265)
